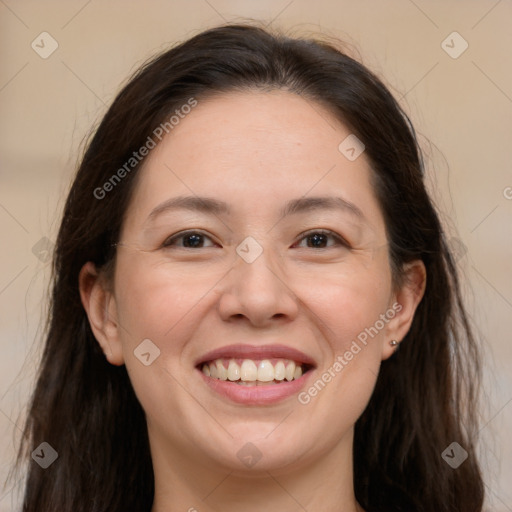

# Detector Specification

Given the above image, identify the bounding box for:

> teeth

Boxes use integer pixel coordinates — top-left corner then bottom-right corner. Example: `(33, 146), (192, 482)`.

(216, 360), (227, 381)
(274, 361), (285, 381)
(285, 362), (296, 381)
(201, 358), (307, 383)
(257, 360), (274, 382)
(227, 359), (240, 381)
(240, 360), (257, 381)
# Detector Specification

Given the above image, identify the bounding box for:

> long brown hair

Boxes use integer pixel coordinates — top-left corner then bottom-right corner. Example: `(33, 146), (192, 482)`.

(13, 23), (484, 511)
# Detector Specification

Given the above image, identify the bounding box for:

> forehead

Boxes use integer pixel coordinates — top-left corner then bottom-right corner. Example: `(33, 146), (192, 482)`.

(122, 90), (385, 234)
(163, 89), (348, 159)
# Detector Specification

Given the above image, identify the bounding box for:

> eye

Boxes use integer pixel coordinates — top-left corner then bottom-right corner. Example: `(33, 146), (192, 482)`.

(161, 229), (348, 250)
(293, 229), (349, 249)
(162, 230), (218, 249)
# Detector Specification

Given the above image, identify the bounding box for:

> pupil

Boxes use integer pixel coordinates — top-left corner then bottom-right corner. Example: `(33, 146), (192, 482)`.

(184, 234), (203, 247)
(309, 233), (327, 248)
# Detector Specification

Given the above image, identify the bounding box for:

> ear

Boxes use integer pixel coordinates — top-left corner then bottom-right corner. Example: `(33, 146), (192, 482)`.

(78, 261), (125, 366)
(381, 259), (427, 360)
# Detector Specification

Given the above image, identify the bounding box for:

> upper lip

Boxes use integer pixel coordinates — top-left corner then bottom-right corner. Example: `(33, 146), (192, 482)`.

(195, 344), (317, 367)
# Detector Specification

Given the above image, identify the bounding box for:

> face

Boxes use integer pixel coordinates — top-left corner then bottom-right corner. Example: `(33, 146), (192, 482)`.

(83, 90), (422, 477)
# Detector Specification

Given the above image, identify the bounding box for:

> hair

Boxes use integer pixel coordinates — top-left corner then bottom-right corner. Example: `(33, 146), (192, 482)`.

(13, 22), (484, 512)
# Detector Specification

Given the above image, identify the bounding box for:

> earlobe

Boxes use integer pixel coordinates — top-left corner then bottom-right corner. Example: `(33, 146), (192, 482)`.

(78, 261), (125, 366)
(382, 259), (427, 360)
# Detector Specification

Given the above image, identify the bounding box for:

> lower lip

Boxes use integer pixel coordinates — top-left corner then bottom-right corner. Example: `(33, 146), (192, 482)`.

(198, 369), (314, 405)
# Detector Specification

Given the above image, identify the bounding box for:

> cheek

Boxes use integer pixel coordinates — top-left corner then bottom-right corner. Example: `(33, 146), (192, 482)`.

(292, 263), (392, 425)
(297, 261), (392, 350)
(111, 258), (224, 429)
(113, 256), (228, 352)
(112, 253), (245, 427)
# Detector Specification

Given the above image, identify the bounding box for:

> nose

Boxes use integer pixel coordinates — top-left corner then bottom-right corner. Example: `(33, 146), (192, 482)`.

(217, 243), (299, 328)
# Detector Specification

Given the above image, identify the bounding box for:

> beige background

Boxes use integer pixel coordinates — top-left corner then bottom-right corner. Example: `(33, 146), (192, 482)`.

(1, 1), (511, 510)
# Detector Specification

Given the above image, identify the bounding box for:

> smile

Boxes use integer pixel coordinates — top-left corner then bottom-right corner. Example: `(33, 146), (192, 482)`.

(196, 344), (316, 404)
(201, 358), (310, 385)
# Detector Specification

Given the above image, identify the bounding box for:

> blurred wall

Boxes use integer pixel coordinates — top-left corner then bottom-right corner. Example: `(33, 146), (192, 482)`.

(1, 1), (511, 510)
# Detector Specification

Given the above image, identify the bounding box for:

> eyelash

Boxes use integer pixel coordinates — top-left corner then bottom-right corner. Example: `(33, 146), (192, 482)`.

(162, 229), (349, 250)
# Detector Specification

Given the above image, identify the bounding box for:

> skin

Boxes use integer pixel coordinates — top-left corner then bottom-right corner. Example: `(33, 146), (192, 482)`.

(80, 90), (426, 512)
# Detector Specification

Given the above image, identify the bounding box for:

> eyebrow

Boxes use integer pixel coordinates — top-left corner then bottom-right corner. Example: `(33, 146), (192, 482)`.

(146, 196), (230, 222)
(280, 195), (365, 221)
(146, 195), (366, 223)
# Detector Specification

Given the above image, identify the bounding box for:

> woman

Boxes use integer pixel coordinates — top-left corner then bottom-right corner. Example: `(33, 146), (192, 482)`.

(15, 23), (484, 511)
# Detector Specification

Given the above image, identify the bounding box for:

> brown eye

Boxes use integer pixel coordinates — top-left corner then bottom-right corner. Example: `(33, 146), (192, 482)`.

(294, 230), (348, 249)
(162, 231), (217, 249)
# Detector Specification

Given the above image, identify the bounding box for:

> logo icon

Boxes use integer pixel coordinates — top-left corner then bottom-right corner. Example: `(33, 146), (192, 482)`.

(441, 32), (468, 59)
(32, 237), (54, 263)
(31, 442), (58, 469)
(134, 338), (161, 366)
(441, 442), (468, 468)
(448, 237), (467, 263)
(338, 134), (365, 161)
(236, 236), (263, 264)
(31, 32), (59, 59)
(236, 442), (263, 468)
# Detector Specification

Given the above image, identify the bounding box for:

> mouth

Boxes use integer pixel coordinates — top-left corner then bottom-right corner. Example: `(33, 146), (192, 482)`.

(195, 344), (316, 404)
(199, 358), (313, 385)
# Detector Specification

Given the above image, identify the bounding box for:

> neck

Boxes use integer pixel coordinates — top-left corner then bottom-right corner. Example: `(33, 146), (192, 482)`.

(150, 427), (364, 512)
